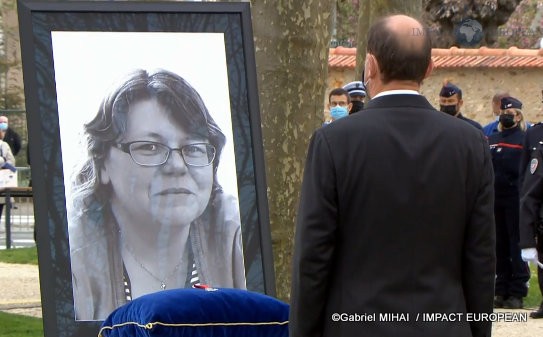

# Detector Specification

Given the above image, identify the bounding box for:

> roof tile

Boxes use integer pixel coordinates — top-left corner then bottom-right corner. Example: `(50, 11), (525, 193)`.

(329, 47), (543, 69)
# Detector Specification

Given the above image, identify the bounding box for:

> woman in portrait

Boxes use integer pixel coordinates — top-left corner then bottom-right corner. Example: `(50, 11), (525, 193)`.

(68, 69), (246, 320)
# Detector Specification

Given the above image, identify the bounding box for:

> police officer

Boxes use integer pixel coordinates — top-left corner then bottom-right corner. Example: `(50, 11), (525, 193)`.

(342, 81), (366, 114)
(489, 96), (530, 309)
(438, 81), (483, 130)
(519, 121), (543, 318)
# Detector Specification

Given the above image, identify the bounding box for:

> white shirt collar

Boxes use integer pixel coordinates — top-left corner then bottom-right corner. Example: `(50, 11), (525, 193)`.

(371, 90), (420, 100)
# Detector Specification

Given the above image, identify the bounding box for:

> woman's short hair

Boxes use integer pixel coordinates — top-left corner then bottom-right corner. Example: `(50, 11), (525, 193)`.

(71, 69), (226, 216)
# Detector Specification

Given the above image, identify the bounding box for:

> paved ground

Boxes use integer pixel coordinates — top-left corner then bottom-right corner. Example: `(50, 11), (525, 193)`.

(0, 262), (41, 318)
(0, 262), (542, 335)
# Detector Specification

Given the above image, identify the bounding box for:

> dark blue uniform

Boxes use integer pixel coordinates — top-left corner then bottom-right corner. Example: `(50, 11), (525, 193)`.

(488, 126), (530, 303)
(458, 113), (482, 130)
(519, 123), (543, 317)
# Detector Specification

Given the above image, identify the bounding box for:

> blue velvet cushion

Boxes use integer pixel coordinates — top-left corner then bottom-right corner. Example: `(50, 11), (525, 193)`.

(98, 287), (289, 337)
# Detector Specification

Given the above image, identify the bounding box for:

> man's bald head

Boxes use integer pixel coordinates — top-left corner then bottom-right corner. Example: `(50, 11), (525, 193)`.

(367, 14), (432, 84)
(492, 90), (509, 103)
(492, 90), (509, 115)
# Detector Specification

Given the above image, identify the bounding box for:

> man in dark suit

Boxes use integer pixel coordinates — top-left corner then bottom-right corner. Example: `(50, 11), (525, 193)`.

(290, 14), (496, 337)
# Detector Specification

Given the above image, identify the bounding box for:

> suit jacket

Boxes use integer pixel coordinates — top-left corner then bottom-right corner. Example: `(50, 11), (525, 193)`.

(290, 94), (496, 337)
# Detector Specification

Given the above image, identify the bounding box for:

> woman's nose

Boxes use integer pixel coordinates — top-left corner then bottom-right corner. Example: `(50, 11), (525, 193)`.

(161, 150), (188, 174)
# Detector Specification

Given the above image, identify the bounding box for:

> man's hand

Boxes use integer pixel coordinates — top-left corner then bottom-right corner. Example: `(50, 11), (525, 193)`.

(521, 248), (543, 268)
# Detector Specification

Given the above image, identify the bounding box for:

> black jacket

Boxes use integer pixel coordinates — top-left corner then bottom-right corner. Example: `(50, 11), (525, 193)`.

(519, 125), (543, 248)
(290, 94), (495, 337)
(519, 123), (543, 186)
(3, 127), (21, 156)
(487, 126), (525, 201)
(458, 113), (483, 130)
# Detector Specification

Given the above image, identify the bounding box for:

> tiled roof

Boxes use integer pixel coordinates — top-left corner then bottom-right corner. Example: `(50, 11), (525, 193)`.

(329, 46), (543, 69)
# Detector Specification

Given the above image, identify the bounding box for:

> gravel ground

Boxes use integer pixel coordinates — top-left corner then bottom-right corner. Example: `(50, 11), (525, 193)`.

(0, 262), (542, 335)
(0, 262), (41, 318)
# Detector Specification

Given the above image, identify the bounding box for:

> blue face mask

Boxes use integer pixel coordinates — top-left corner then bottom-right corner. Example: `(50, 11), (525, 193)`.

(0, 123), (8, 131)
(330, 106), (349, 120)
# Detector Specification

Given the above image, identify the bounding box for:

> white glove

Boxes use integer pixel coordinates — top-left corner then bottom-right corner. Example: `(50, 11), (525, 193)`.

(521, 248), (543, 269)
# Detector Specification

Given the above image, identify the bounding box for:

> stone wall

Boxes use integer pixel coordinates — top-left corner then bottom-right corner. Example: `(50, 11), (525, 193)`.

(327, 67), (543, 126)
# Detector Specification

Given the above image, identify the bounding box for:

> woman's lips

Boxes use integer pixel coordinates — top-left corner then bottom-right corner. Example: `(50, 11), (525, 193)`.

(155, 187), (193, 196)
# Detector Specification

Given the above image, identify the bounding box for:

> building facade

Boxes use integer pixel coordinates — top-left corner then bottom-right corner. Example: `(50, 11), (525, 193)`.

(328, 46), (543, 125)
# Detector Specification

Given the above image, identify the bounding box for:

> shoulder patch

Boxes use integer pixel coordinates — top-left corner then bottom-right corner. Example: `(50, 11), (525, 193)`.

(530, 158), (539, 174)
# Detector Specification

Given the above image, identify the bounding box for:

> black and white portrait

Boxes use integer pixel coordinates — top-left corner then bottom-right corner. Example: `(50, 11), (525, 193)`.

(52, 32), (246, 321)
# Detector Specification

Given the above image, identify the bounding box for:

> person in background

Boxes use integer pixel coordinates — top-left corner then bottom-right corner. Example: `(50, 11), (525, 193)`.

(323, 88), (352, 126)
(483, 91), (510, 136)
(488, 96), (529, 309)
(290, 14), (495, 337)
(0, 115), (22, 156)
(342, 81), (366, 114)
(0, 138), (16, 223)
(519, 90), (543, 319)
(438, 81), (483, 130)
(519, 126), (543, 318)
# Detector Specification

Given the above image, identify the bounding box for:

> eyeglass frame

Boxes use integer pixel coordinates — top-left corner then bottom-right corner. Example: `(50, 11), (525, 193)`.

(114, 141), (216, 167)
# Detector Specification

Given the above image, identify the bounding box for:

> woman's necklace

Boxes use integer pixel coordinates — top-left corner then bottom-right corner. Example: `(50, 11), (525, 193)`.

(122, 238), (184, 290)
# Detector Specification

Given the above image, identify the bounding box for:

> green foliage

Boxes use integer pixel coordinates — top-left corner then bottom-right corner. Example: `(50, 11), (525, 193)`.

(0, 247), (38, 265)
(0, 311), (43, 337)
(526, 266), (543, 308)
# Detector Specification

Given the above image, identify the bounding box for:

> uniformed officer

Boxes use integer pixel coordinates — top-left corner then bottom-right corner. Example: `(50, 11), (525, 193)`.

(519, 122), (543, 318)
(438, 81), (483, 130)
(488, 96), (530, 309)
(342, 81), (366, 114)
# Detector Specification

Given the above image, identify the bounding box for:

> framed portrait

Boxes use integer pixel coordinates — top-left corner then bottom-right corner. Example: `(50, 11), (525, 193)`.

(17, 0), (275, 336)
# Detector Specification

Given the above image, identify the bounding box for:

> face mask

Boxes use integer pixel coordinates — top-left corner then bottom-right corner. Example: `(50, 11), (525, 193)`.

(330, 106), (349, 120)
(499, 114), (516, 128)
(350, 101), (364, 114)
(440, 104), (457, 116)
(0, 123), (8, 131)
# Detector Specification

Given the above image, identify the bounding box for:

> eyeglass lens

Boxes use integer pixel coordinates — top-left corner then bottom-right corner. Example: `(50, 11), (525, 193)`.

(128, 142), (215, 166)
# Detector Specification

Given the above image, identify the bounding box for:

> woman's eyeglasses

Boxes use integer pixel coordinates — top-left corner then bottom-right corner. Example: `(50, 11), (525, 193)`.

(115, 141), (216, 167)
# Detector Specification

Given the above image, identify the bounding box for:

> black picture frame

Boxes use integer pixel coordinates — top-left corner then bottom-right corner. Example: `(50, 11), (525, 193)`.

(17, 1), (275, 336)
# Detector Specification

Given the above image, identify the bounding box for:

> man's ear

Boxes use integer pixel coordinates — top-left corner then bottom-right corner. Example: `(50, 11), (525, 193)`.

(424, 59), (434, 80)
(348, 102), (353, 112)
(457, 99), (464, 109)
(366, 54), (378, 80)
